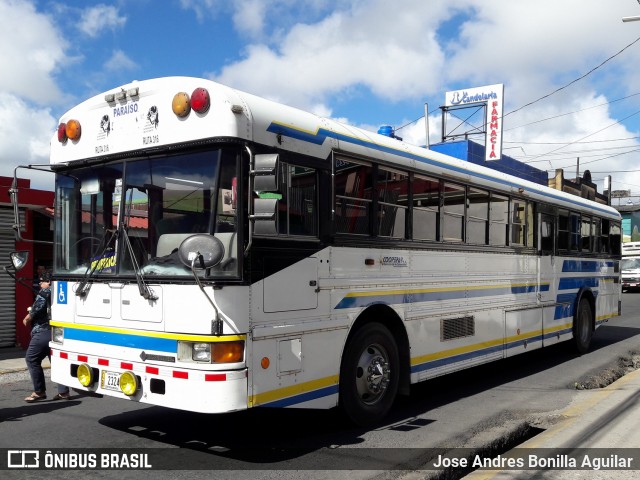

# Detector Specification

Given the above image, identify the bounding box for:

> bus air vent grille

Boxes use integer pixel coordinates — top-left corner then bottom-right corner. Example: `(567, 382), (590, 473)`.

(441, 316), (475, 342)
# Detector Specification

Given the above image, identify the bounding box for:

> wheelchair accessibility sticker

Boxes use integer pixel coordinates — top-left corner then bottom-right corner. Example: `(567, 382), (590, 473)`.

(57, 282), (67, 305)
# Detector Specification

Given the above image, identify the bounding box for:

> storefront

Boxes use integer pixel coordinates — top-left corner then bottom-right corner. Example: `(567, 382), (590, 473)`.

(0, 176), (53, 349)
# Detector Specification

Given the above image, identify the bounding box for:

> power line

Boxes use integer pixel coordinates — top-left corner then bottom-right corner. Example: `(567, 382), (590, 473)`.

(503, 35), (640, 119)
(522, 109), (640, 163)
(504, 135), (640, 145)
(504, 92), (640, 132)
(395, 36), (640, 145)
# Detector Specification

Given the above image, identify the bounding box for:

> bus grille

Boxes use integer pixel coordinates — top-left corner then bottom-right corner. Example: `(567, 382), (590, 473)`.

(441, 316), (475, 341)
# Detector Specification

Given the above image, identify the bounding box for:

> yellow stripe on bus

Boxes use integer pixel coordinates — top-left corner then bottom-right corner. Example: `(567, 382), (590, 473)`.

(250, 374), (339, 407)
(342, 282), (548, 299)
(49, 321), (246, 343)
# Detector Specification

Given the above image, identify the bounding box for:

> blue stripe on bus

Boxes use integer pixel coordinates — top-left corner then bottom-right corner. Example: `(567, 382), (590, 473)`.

(267, 122), (619, 217)
(411, 323), (591, 375)
(558, 277), (600, 290)
(542, 327), (573, 341)
(64, 327), (177, 353)
(259, 384), (339, 408)
(411, 333), (545, 374)
(562, 260), (615, 272)
(335, 284), (547, 310)
(410, 342), (502, 374)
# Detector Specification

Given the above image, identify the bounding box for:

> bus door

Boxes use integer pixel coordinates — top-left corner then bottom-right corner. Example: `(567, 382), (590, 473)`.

(538, 212), (560, 346)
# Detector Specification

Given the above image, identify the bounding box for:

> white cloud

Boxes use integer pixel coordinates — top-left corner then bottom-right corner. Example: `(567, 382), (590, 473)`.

(232, 0), (266, 37)
(104, 50), (138, 72)
(178, 0), (220, 22)
(78, 4), (127, 38)
(211, 0), (452, 112)
(0, 0), (67, 104)
(0, 93), (56, 189)
(180, 0), (339, 39)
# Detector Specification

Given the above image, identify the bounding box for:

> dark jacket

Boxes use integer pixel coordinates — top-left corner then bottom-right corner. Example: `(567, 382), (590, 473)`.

(30, 287), (51, 330)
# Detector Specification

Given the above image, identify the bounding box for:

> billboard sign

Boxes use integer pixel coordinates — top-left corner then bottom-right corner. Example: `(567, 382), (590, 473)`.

(445, 84), (504, 161)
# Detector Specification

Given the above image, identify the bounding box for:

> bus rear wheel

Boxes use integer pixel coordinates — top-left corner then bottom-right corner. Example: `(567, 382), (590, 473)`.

(573, 297), (593, 354)
(339, 323), (399, 426)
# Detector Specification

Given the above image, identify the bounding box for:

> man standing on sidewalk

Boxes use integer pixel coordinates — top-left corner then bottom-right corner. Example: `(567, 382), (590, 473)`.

(22, 271), (70, 402)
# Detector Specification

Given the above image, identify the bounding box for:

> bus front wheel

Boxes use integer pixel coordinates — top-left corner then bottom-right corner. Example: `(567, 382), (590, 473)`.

(339, 322), (399, 426)
(573, 297), (593, 354)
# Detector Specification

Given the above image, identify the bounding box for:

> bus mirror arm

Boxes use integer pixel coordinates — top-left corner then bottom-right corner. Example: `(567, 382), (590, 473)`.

(244, 146), (254, 257)
(190, 254), (223, 336)
(9, 164), (55, 244)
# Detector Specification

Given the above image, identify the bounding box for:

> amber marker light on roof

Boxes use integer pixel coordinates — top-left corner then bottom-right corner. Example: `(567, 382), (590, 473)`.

(172, 92), (191, 117)
(65, 119), (81, 141)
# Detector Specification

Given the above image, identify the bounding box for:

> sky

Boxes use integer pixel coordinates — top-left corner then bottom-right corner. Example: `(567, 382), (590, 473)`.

(3, 0), (640, 201)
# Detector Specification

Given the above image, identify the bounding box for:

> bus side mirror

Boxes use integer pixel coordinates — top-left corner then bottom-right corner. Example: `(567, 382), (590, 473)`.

(253, 154), (279, 192)
(251, 198), (278, 235)
(177, 235), (225, 270)
(10, 251), (29, 271)
(250, 154), (280, 236)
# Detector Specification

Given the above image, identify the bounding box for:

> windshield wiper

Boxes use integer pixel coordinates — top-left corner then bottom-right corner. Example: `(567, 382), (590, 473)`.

(120, 223), (158, 301)
(75, 228), (118, 297)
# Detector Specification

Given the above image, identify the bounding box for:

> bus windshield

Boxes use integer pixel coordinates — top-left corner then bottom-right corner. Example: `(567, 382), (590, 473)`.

(54, 148), (240, 279)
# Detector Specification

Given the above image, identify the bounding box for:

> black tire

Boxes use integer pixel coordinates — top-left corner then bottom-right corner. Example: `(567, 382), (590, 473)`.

(339, 323), (399, 426)
(573, 297), (593, 354)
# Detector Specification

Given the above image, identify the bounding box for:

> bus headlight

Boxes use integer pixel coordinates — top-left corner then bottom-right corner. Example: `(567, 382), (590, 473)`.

(119, 371), (138, 396)
(51, 326), (64, 344)
(77, 363), (94, 387)
(192, 343), (211, 362)
(178, 340), (245, 363)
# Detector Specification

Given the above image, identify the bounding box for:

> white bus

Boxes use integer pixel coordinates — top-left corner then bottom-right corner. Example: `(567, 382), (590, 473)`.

(11, 77), (622, 426)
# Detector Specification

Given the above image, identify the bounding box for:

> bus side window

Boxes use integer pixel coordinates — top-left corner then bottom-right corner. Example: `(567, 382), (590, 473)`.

(610, 221), (622, 255)
(569, 213), (581, 251)
(412, 174), (440, 241)
(443, 182), (464, 242)
(272, 163), (318, 237)
(377, 167), (408, 239)
(334, 159), (373, 235)
(489, 193), (508, 246)
(558, 210), (569, 251)
(540, 218), (554, 255)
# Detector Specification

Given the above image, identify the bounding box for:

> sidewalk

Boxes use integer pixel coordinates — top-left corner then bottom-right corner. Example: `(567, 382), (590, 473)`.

(464, 368), (640, 479)
(0, 346), (49, 375)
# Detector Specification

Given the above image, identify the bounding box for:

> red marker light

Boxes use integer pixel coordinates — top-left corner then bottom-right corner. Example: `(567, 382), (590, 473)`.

(190, 88), (210, 114)
(57, 123), (67, 143)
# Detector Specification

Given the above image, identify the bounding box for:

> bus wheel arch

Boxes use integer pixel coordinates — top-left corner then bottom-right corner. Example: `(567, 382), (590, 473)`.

(339, 305), (408, 426)
(572, 288), (595, 355)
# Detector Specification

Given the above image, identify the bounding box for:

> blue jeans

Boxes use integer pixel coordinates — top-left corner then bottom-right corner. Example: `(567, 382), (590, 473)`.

(25, 328), (69, 395)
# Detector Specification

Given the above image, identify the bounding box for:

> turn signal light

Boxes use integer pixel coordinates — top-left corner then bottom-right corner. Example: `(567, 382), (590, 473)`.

(212, 341), (244, 363)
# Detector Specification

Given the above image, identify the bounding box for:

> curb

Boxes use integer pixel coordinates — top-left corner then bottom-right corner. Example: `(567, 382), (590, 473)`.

(464, 367), (640, 479)
(0, 357), (50, 376)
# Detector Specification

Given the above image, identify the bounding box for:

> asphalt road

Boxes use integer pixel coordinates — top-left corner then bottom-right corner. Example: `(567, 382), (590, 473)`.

(1, 294), (640, 480)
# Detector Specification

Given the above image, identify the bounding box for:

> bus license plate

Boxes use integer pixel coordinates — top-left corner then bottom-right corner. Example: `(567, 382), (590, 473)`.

(101, 370), (121, 392)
